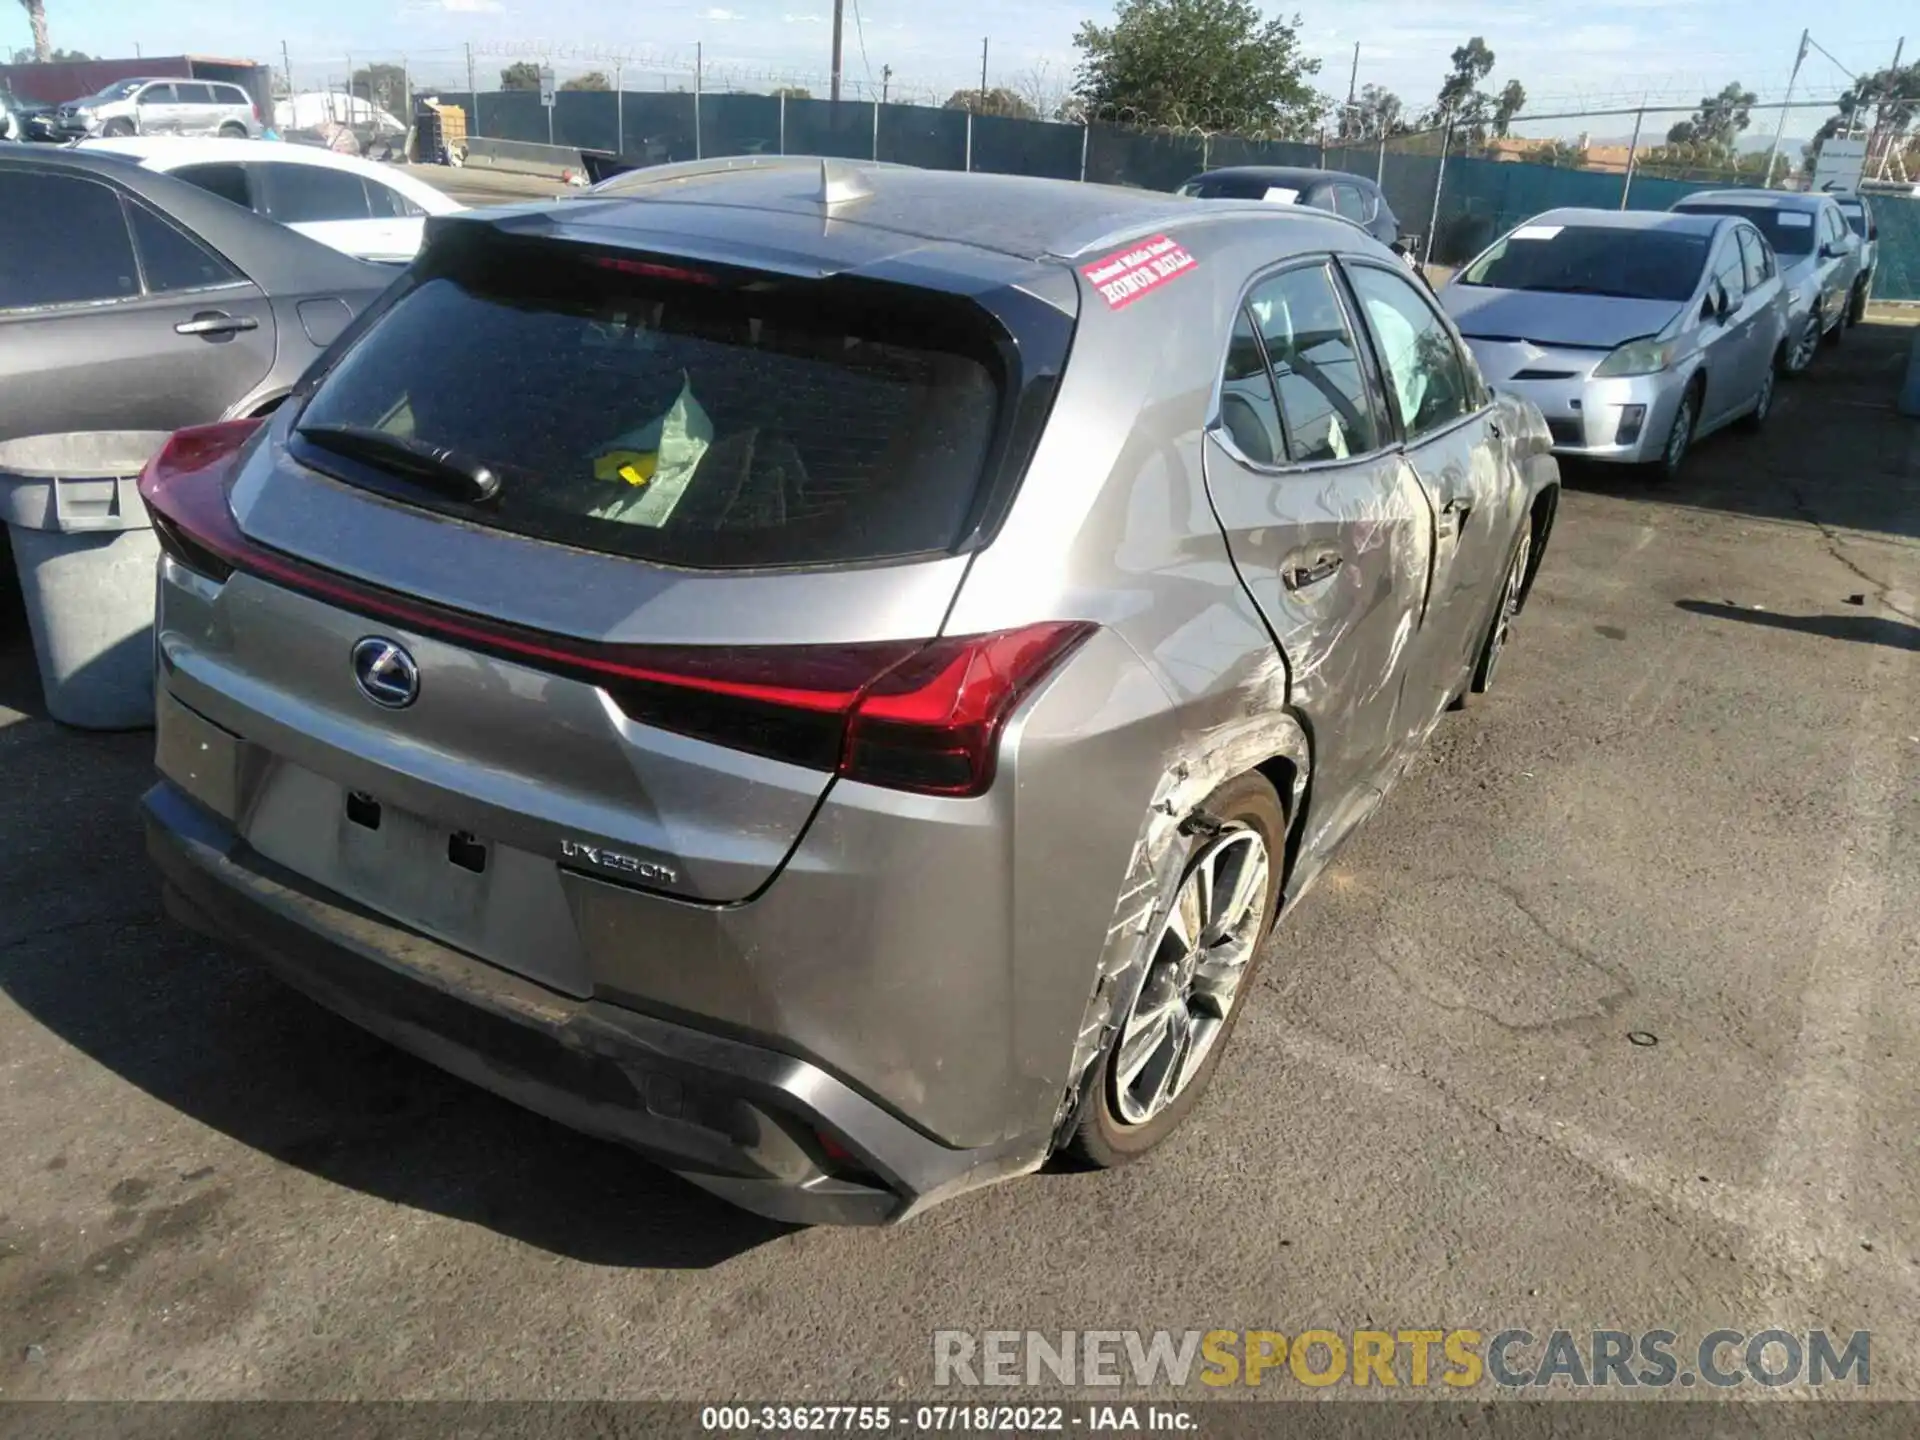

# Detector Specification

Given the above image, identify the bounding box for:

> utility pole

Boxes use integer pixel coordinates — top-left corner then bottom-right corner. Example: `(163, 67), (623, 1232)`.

(1763, 28), (1809, 190)
(1345, 42), (1359, 139)
(695, 42), (703, 160)
(979, 37), (989, 113)
(282, 40), (293, 104)
(1875, 37), (1905, 180)
(466, 42), (477, 136)
(882, 64), (891, 105)
(829, 0), (844, 103)
(1619, 104), (1646, 209)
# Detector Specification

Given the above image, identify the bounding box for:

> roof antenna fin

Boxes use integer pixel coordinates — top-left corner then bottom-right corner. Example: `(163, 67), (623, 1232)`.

(819, 157), (873, 209)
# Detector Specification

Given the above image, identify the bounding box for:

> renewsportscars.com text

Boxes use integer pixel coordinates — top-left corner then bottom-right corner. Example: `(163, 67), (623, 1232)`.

(932, 1328), (1870, 1390)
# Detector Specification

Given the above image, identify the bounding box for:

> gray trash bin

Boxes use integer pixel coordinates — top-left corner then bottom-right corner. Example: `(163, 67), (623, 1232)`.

(0, 431), (174, 729)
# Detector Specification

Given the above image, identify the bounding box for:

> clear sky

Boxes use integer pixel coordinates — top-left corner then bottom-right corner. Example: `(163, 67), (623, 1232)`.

(14, 0), (1906, 135)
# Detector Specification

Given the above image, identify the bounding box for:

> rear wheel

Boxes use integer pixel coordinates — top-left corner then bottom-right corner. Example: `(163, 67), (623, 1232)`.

(1848, 278), (1870, 326)
(102, 118), (134, 138)
(219, 121), (247, 139)
(1469, 524), (1533, 696)
(1064, 773), (1285, 1168)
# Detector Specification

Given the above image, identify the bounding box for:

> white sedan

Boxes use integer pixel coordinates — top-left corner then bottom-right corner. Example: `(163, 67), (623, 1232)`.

(76, 137), (462, 264)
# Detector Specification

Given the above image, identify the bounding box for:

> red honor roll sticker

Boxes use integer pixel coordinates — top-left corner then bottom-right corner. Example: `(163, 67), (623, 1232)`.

(1081, 234), (1198, 310)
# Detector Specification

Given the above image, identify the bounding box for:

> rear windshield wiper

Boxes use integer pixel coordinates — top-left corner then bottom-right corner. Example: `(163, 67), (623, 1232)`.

(295, 423), (501, 505)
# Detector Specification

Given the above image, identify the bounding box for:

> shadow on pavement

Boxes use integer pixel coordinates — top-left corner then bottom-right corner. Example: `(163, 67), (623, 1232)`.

(0, 644), (791, 1268)
(1557, 320), (1920, 540)
(1677, 599), (1920, 651)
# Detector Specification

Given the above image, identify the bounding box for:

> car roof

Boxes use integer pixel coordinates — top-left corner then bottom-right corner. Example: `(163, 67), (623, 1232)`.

(1673, 189), (1827, 212)
(1187, 165), (1379, 191)
(0, 145), (396, 294)
(558, 156), (1360, 266)
(76, 137), (463, 210)
(1522, 206), (1729, 235)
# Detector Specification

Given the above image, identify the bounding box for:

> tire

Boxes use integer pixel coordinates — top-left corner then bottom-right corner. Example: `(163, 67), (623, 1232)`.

(1826, 297), (1848, 345)
(1784, 312), (1820, 376)
(1063, 772), (1286, 1169)
(219, 122), (247, 139)
(1468, 522), (1534, 696)
(101, 118), (134, 138)
(1737, 350), (1780, 433)
(1647, 381), (1699, 482)
(1848, 278), (1869, 326)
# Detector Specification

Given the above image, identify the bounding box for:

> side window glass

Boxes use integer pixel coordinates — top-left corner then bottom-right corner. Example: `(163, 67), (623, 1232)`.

(176, 83), (215, 105)
(1345, 263), (1475, 441)
(1709, 236), (1745, 303)
(1736, 228), (1768, 291)
(172, 163), (251, 210)
(1217, 307), (1285, 466)
(1247, 264), (1380, 463)
(127, 201), (242, 293)
(366, 179), (425, 219)
(1333, 185), (1366, 222)
(137, 84), (175, 106)
(264, 164), (373, 223)
(0, 171), (139, 309)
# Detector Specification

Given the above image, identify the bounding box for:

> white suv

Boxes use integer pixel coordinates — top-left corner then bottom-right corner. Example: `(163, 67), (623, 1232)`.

(52, 78), (264, 141)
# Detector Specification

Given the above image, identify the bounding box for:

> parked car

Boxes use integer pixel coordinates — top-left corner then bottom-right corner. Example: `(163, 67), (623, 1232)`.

(1833, 192), (1878, 322)
(139, 157), (1559, 1226)
(1178, 165), (1409, 258)
(0, 79), (56, 143)
(49, 77), (264, 142)
(0, 147), (399, 441)
(1668, 190), (1863, 375)
(78, 137), (463, 264)
(1441, 208), (1789, 480)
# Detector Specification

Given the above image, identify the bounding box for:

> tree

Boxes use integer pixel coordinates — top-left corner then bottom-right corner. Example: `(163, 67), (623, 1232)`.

(1529, 138), (1587, 167)
(500, 61), (541, 91)
(1665, 82), (1757, 155)
(1012, 61), (1072, 121)
(1810, 61), (1920, 168)
(349, 62), (408, 111)
(562, 71), (611, 92)
(943, 86), (1038, 119)
(16, 0), (49, 64)
(770, 85), (812, 100)
(1337, 82), (1408, 141)
(1492, 79), (1526, 137)
(1072, 0), (1322, 133)
(1436, 37), (1494, 116)
(10, 44), (87, 64)
(1426, 36), (1525, 150)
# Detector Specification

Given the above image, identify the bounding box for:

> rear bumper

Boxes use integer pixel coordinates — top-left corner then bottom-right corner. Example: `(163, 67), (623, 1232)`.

(143, 780), (1047, 1226)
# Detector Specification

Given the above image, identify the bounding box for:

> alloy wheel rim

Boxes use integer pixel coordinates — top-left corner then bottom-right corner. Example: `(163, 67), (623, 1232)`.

(1112, 827), (1271, 1127)
(1483, 530), (1532, 684)
(1793, 317), (1819, 370)
(1666, 399), (1693, 471)
(1756, 367), (1774, 419)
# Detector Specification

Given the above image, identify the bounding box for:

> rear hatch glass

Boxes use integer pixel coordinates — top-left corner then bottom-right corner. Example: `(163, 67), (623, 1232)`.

(291, 247), (1006, 570)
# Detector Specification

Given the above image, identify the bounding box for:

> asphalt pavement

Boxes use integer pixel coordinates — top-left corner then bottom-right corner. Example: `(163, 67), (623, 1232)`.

(0, 318), (1916, 1404)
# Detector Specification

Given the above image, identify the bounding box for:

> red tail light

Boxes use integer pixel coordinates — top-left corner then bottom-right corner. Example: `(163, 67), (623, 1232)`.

(138, 420), (1093, 799)
(139, 419), (263, 582)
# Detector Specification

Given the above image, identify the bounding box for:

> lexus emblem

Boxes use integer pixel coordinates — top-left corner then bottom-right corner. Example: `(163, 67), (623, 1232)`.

(351, 637), (420, 709)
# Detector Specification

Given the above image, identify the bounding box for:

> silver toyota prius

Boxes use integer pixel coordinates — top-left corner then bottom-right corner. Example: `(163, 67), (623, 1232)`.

(139, 157), (1561, 1225)
(1440, 207), (1789, 480)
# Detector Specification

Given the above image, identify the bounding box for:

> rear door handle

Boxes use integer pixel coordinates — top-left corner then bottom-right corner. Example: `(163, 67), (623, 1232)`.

(175, 311), (259, 338)
(1283, 553), (1344, 591)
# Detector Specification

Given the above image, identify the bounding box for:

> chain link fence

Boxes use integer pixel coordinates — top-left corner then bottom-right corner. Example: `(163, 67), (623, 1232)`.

(288, 50), (1918, 301)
